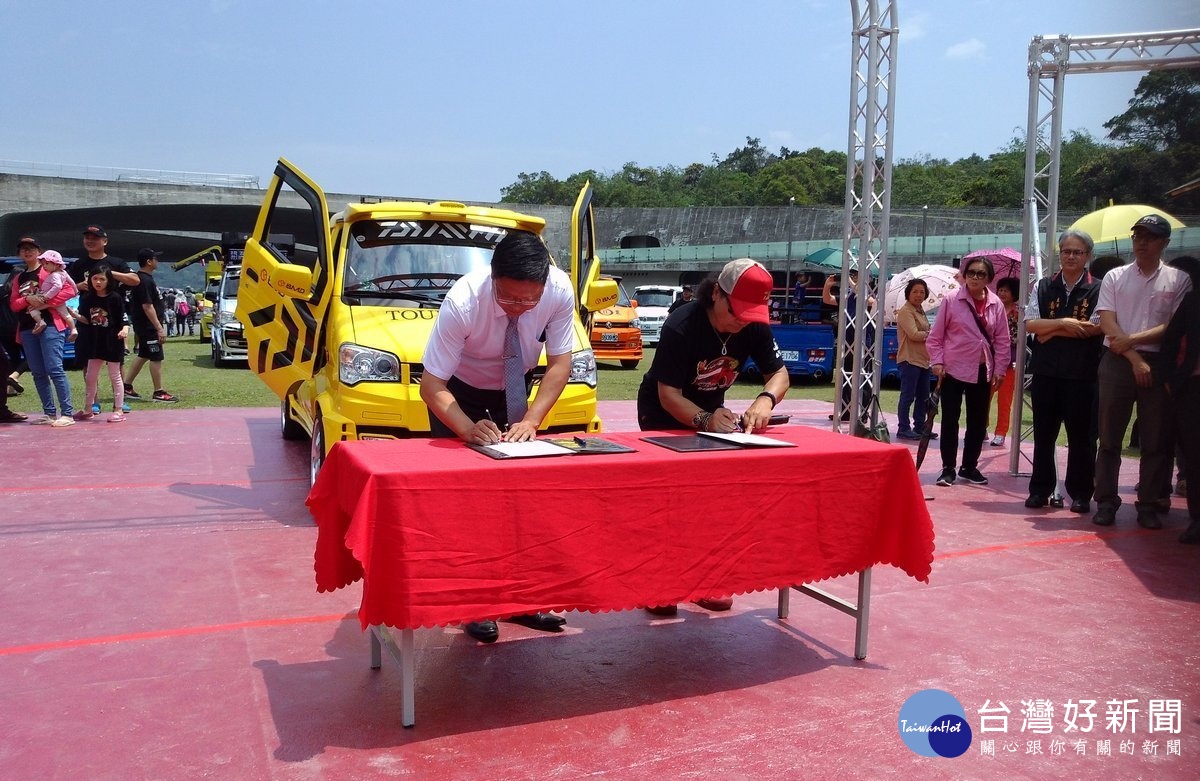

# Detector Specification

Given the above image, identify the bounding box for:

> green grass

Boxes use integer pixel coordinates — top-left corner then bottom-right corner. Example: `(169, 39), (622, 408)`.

(8, 334), (277, 413)
(9, 341), (1102, 452)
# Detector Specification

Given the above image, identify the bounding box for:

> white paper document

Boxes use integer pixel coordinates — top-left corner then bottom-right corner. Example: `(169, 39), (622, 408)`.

(479, 440), (577, 458)
(696, 431), (796, 448)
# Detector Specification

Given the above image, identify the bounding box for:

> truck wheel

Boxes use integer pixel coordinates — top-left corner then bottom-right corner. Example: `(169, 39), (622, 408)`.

(310, 411), (326, 487)
(281, 396), (306, 441)
(620, 359), (640, 369)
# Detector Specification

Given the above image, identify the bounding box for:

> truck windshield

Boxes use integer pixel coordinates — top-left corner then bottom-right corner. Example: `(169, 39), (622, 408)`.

(343, 219), (501, 307)
(221, 275), (240, 299)
(637, 290), (675, 307)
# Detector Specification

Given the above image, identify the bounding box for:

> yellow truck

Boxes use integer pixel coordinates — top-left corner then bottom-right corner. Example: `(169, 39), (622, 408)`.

(236, 158), (616, 483)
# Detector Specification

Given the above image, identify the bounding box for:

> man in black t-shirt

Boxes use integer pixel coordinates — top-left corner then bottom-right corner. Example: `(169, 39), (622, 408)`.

(638, 258), (789, 433)
(636, 258), (790, 616)
(68, 225), (139, 292)
(122, 249), (178, 403)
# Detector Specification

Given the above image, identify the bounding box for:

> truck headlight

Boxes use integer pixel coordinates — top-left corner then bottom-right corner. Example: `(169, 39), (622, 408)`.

(630, 317), (641, 328)
(570, 349), (597, 388)
(339, 343), (399, 385)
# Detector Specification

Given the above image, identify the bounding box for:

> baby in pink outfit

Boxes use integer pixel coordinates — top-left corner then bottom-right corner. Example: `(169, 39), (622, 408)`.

(28, 250), (79, 342)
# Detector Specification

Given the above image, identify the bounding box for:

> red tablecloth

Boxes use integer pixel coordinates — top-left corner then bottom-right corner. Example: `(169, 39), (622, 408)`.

(307, 427), (935, 630)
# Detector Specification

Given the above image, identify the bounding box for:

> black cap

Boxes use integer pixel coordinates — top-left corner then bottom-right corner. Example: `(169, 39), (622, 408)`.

(1131, 214), (1171, 238)
(137, 248), (164, 264)
(83, 225), (107, 238)
(17, 236), (40, 249)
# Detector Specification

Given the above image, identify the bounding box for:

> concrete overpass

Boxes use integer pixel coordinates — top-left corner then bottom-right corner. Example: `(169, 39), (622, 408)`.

(2, 171), (1195, 289)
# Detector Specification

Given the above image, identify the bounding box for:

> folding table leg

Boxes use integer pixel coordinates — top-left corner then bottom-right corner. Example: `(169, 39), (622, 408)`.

(785, 567), (873, 660)
(368, 625), (417, 728)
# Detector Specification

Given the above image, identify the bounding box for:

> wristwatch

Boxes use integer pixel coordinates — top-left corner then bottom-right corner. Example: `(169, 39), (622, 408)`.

(691, 409), (708, 429)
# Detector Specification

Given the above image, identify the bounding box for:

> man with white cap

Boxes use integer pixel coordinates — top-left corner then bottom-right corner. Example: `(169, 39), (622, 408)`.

(637, 258), (789, 617)
(1093, 214), (1192, 529)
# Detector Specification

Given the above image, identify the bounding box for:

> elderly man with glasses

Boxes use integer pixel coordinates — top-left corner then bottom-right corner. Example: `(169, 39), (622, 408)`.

(1022, 230), (1105, 512)
(1092, 215), (1193, 529)
(420, 228), (574, 643)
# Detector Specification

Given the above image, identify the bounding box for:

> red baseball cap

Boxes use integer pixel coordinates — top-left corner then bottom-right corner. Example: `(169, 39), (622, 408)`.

(717, 258), (773, 324)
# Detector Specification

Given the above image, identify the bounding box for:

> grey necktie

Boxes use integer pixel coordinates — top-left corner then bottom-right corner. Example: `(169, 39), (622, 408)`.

(504, 315), (527, 426)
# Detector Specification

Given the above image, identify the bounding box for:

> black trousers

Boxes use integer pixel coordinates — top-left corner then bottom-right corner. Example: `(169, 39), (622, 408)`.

(1177, 377), (1200, 520)
(1028, 374), (1097, 501)
(0, 336), (10, 414)
(939, 365), (990, 472)
(427, 374), (528, 438)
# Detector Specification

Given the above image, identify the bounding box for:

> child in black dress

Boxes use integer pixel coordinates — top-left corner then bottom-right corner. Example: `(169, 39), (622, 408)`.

(73, 264), (128, 422)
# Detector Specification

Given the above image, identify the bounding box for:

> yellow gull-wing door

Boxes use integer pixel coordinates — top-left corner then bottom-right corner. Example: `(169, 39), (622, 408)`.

(236, 158), (333, 399)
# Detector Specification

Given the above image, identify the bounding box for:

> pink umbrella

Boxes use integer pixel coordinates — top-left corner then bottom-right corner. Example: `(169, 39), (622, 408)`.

(961, 247), (1034, 289)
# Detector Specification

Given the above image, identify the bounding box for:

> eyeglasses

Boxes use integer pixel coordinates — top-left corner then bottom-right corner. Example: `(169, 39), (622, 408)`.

(493, 284), (542, 308)
(1059, 249), (1089, 257)
(964, 269), (989, 279)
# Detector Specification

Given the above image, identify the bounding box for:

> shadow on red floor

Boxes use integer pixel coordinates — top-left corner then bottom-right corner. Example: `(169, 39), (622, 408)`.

(0, 403), (1196, 779)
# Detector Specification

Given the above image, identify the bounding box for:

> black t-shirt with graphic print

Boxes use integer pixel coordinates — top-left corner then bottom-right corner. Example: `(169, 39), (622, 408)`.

(78, 290), (127, 363)
(636, 299), (784, 430)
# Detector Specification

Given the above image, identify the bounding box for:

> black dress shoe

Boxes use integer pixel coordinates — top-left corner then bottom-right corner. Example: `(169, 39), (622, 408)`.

(1093, 505), (1117, 526)
(1070, 499), (1091, 514)
(1180, 520), (1200, 545)
(464, 620), (499, 643)
(507, 612), (566, 632)
(1136, 508), (1163, 530)
(1024, 494), (1047, 509)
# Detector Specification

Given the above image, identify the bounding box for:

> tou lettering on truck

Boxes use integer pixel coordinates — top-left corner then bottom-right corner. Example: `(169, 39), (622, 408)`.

(235, 158), (616, 483)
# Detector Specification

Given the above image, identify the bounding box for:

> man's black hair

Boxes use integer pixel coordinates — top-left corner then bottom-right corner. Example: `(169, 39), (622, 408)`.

(491, 230), (550, 283)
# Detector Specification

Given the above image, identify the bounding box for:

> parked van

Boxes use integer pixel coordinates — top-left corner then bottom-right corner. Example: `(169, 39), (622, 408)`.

(588, 275), (642, 368)
(631, 284), (682, 345)
(207, 265), (247, 367)
(236, 158), (616, 482)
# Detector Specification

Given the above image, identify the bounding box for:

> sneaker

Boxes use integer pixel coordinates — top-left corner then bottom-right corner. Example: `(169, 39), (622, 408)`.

(107, 412), (125, 423)
(124, 384), (141, 399)
(29, 414), (55, 425)
(990, 435), (1005, 447)
(152, 390), (179, 403)
(91, 402), (101, 414)
(72, 410), (95, 421)
(958, 466), (989, 485)
(935, 468), (956, 487)
(49, 416), (75, 428)
(122, 402), (131, 413)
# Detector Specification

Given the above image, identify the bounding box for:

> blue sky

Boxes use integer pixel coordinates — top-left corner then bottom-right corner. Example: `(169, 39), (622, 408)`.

(2, 0), (1196, 201)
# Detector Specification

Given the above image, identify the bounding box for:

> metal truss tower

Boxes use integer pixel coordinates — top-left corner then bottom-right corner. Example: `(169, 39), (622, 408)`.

(835, 0), (898, 434)
(1010, 29), (1200, 474)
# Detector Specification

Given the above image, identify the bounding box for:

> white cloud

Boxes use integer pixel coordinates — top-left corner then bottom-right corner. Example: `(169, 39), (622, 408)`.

(946, 39), (986, 60)
(904, 11), (929, 41)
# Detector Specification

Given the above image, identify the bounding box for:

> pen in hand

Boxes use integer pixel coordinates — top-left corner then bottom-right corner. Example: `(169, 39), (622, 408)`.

(483, 409), (505, 443)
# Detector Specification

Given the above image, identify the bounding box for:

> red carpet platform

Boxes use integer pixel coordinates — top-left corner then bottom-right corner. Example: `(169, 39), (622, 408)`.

(0, 402), (1196, 779)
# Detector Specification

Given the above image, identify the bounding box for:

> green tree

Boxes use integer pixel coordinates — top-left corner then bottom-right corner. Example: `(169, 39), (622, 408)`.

(1104, 68), (1200, 150)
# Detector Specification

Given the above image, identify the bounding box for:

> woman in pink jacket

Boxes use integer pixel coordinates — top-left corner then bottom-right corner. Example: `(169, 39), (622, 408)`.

(926, 257), (1012, 487)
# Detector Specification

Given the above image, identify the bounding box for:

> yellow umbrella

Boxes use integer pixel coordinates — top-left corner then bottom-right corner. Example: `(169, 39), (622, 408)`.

(1069, 204), (1186, 244)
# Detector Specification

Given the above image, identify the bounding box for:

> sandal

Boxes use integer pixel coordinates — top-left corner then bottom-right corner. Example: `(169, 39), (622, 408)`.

(0, 410), (28, 423)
